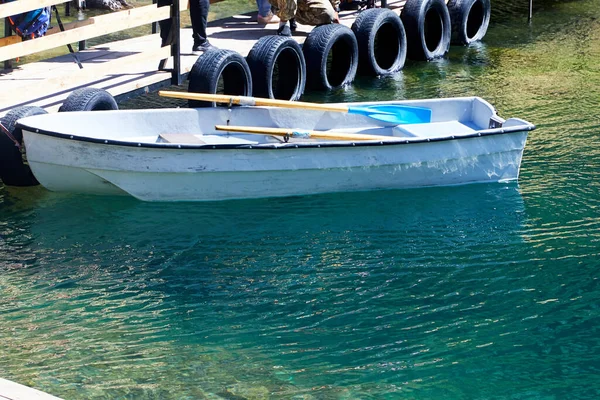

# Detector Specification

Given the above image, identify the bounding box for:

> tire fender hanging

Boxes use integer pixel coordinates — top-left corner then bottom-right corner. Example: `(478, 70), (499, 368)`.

(0, 106), (47, 186)
(59, 87), (118, 112)
(352, 8), (407, 76)
(188, 49), (253, 108)
(246, 35), (306, 101)
(401, 0), (451, 61)
(447, 0), (491, 45)
(303, 24), (359, 91)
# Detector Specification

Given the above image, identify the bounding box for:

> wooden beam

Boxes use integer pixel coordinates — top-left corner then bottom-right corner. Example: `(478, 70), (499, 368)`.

(0, 35), (20, 47)
(0, 4), (170, 62)
(91, 4), (169, 25)
(0, 0), (70, 20)
(45, 19), (95, 36)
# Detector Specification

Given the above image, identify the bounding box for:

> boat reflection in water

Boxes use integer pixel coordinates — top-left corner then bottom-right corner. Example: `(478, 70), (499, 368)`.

(9, 182), (528, 270)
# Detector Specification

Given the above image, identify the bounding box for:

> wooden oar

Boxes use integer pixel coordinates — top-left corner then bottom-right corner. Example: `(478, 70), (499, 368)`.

(159, 91), (431, 125)
(215, 125), (396, 141)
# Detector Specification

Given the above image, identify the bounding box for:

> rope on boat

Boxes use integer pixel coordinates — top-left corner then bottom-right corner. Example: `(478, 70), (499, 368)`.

(0, 121), (22, 151)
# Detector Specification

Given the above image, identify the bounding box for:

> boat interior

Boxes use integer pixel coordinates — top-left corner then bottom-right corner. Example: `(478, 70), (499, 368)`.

(18, 97), (533, 146)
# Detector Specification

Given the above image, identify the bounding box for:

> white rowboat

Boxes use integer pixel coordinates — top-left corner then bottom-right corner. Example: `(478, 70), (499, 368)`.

(17, 97), (535, 202)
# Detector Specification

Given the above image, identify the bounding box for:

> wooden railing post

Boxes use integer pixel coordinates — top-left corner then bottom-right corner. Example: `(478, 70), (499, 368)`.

(152, 0), (158, 34)
(3, 18), (12, 70)
(75, 1), (86, 49)
(171, 0), (181, 85)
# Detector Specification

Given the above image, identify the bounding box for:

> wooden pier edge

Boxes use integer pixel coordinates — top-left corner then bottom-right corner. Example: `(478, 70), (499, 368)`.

(0, 378), (63, 400)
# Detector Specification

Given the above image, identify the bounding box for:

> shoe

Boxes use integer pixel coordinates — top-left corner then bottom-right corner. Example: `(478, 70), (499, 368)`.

(339, 0), (360, 10)
(289, 18), (297, 32)
(257, 12), (280, 24)
(192, 41), (214, 55)
(277, 24), (292, 37)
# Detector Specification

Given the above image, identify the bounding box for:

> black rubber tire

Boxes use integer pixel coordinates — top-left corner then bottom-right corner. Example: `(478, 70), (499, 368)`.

(0, 106), (47, 186)
(303, 24), (358, 91)
(352, 8), (407, 76)
(246, 35), (306, 101)
(188, 48), (253, 108)
(447, 0), (490, 45)
(58, 87), (118, 112)
(401, 0), (451, 61)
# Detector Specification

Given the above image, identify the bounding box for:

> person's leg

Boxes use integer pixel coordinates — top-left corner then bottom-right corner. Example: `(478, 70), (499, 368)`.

(273, 0), (296, 35)
(257, 0), (272, 18)
(189, 0), (209, 48)
(295, 0), (336, 25)
(257, 0), (280, 23)
(157, 0), (173, 46)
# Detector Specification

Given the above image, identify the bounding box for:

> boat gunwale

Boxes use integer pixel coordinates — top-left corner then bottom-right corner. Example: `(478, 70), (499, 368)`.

(19, 123), (536, 150)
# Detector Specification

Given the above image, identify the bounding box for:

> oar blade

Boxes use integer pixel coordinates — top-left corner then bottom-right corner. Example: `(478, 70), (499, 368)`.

(349, 104), (432, 124)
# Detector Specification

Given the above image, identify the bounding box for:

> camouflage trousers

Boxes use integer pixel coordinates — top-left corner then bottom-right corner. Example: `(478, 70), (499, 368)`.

(270, 0), (336, 25)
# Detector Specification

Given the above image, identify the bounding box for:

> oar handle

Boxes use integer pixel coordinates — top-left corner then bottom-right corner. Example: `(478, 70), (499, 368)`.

(215, 125), (393, 141)
(159, 91), (349, 113)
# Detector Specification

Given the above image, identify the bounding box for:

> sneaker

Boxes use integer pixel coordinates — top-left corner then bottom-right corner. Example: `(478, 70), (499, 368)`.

(277, 24), (292, 37)
(192, 41), (214, 54)
(257, 12), (280, 24)
(289, 18), (297, 32)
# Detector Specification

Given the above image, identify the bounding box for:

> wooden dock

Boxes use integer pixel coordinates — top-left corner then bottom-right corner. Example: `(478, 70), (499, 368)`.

(0, 2), (406, 117)
(0, 378), (63, 400)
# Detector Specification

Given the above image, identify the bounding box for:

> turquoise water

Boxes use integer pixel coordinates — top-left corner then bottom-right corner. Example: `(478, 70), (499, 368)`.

(2, 0), (600, 398)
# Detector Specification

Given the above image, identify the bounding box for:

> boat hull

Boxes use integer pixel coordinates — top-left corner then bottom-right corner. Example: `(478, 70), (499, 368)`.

(23, 130), (528, 201)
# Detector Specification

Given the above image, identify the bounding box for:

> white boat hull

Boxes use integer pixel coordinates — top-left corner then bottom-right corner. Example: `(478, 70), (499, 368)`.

(18, 97), (534, 202)
(24, 131), (527, 202)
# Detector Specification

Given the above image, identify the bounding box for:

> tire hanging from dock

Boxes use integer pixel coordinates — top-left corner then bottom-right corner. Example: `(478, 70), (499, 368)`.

(0, 106), (47, 187)
(58, 87), (119, 112)
(401, 0), (451, 61)
(352, 8), (407, 76)
(303, 24), (358, 91)
(188, 49), (253, 108)
(246, 35), (306, 101)
(447, 0), (491, 45)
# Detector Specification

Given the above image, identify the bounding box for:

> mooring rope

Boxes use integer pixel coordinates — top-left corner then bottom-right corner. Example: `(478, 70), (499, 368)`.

(0, 121), (22, 150)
